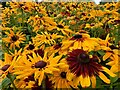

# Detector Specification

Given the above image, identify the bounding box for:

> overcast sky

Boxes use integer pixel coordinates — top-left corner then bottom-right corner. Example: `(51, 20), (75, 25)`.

(37, 0), (102, 4)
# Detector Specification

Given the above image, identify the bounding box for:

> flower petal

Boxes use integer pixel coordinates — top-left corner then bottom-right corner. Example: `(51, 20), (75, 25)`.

(102, 66), (116, 77)
(98, 72), (110, 84)
(80, 75), (90, 88)
(90, 75), (96, 88)
(103, 52), (112, 61)
(38, 71), (44, 86)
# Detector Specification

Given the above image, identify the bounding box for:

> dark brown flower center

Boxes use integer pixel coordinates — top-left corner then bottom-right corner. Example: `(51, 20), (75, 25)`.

(11, 35), (19, 42)
(60, 72), (66, 78)
(1, 64), (10, 71)
(57, 25), (64, 28)
(34, 49), (44, 58)
(24, 75), (35, 82)
(77, 53), (90, 63)
(27, 44), (35, 50)
(35, 61), (47, 68)
(73, 34), (82, 39)
(109, 45), (118, 49)
(66, 49), (102, 77)
(53, 43), (62, 50)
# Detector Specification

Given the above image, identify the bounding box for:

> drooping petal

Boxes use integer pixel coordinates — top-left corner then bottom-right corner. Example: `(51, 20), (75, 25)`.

(102, 66), (116, 77)
(90, 75), (96, 88)
(38, 71), (44, 86)
(98, 72), (110, 84)
(103, 52), (112, 61)
(34, 71), (40, 80)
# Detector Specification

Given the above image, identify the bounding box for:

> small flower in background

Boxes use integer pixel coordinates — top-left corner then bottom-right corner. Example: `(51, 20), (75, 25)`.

(32, 32), (63, 45)
(2, 30), (26, 49)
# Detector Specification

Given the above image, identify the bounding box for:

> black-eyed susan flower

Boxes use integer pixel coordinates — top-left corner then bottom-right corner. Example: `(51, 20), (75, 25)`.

(61, 32), (99, 52)
(13, 50), (65, 86)
(49, 59), (75, 89)
(47, 42), (68, 55)
(0, 53), (21, 78)
(23, 41), (40, 55)
(103, 47), (120, 77)
(47, 20), (74, 37)
(2, 30), (26, 49)
(32, 32), (63, 45)
(13, 75), (36, 88)
(66, 49), (116, 88)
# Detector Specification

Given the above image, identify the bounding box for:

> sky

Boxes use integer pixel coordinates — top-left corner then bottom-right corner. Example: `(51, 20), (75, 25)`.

(37, 0), (102, 4)
(94, 0), (101, 4)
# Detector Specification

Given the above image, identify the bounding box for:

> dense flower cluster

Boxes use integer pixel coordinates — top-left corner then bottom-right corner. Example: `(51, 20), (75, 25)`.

(0, 1), (120, 89)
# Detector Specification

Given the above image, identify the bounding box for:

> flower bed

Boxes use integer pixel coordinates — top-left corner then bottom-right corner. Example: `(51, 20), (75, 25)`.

(0, 1), (120, 89)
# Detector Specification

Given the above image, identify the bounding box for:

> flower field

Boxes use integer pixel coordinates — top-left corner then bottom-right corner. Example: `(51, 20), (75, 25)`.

(0, 1), (120, 89)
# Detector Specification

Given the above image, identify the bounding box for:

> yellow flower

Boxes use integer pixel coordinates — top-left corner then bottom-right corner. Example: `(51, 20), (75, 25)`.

(23, 41), (40, 55)
(13, 76), (36, 88)
(0, 53), (21, 79)
(96, 34), (111, 51)
(61, 32), (99, 52)
(14, 51), (64, 86)
(32, 32), (63, 45)
(106, 49), (120, 76)
(67, 49), (116, 88)
(47, 20), (74, 37)
(49, 59), (75, 89)
(2, 30), (26, 49)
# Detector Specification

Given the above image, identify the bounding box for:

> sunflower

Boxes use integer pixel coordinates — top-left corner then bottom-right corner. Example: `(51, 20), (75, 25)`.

(66, 49), (116, 88)
(49, 59), (75, 89)
(2, 30), (26, 49)
(13, 50), (65, 86)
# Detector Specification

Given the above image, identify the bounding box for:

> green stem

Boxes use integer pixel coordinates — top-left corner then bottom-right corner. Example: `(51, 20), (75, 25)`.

(42, 78), (46, 90)
(7, 74), (17, 90)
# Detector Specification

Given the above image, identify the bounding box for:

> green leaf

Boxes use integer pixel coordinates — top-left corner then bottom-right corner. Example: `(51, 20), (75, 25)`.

(0, 74), (16, 89)
(0, 50), (3, 56)
(89, 51), (95, 55)
(1, 77), (11, 89)
(110, 76), (118, 84)
(97, 50), (105, 56)
(96, 76), (104, 88)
